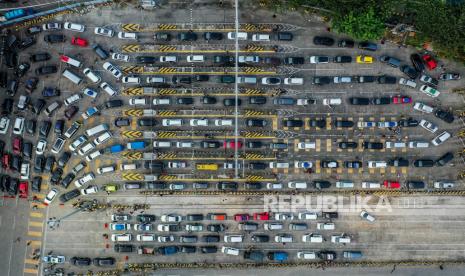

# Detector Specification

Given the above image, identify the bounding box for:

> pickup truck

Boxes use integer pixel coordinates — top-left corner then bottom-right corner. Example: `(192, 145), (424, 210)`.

(137, 246), (155, 255)
(127, 141), (146, 150)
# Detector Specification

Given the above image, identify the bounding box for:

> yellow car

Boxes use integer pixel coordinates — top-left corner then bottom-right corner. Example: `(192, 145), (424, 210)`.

(356, 55), (374, 64)
(104, 184), (118, 193)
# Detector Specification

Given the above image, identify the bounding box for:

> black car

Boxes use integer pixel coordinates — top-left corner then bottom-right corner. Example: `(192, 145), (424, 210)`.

(50, 168), (63, 185)
(0, 141), (3, 155)
(334, 55), (352, 63)
(30, 53), (51, 62)
(263, 57), (281, 66)
(201, 141), (220, 148)
(284, 119), (303, 127)
(180, 246), (196, 253)
(178, 32), (197, 41)
(358, 41), (377, 51)
(378, 75), (397, 84)
(370, 97), (391, 105)
(388, 158), (409, 167)
(114, 117), (130, 127)
(244, 182), (262, 189)
(203, 32), (222, 40)
(35, 65), (57, 75)
(200, 246), (217, 253)
(93, 257), (115, 267)
(356, 75), (376, 83)
(344, 161), (362, 168)
(11, 156), (21, 171)
(144, 161), (164, 172)
(2, 98), (13, 114)
(0, 72), (7, 88)
(137, 214), (156, 223)
(313, 36), (334, 46)
(23, 142), (32, 159)
(172, 76), (191, 84)
(277, 32), (293, 41)
(25, 77), (39, 93)
(195, 75), (209, 82)
(338, 39), (355, 47)
(202, 96), (217, 104)
(154, 33), (171, 41)
(44, 34), (65, 43)
(246, 141), (262, 148)
(0, 175), (10, 192)
(138, 118), (156, 127)
(339, 142), (358, 149)
(202, 235), (220, 243)
(8, 178), (18, 196)
(248, 163), (267, 170)
(186, 214), (204, 221)
(4, 52), (18, 69)
(410, 53), (425, 72)
(246, 119), (267, 127)
(249, 96), (267, 105)
(64, 106), (78, 120)
(407, 181), (425, 189)
(312, 76), (331, 85)
(18, 37), (35, 50)
(223, 98), (241, 106)
(136, 56), (157, 64)
(177, 97), (194, 105)
(54, 120), (64, 134)
(313, 180), (331, 189)
(42, 87), (60, 97)
(217, 182), (238, 191)
(349, 97), (369, 105)
(32, 176), (42, 192)
(33, 99), (46, 115)
(44, 156), (55, 173)
(207, 224), (225, 232)
(251, 235), (270, 242)
(220, 75), (235, 83)
(57, 152), (71, 167)
(436, 152), (454, 166)
(70, 257), (91, 266)
(398, 118), (419, 127)
(92, 44), (109, 60)
(15, 63), (30, 77)
(105, 99), (123, 109)
(434, 109), (454, 124)
(363, 142), (383, 150)
(309, 119), (326, 128)
(59, 188), (80, 203)
(34, 156), (44, 173)
(60, 173), (75, 188)
(114, 244), (133, 253)
(213, 55), (234, 64)
(400, 65), (418, 79)
(333, 120), (354, 128)
(322, 212), (339, 219)
(284, 57), (305, 65)
(413, 159), (434, 167)
(26, 120), (36, 135)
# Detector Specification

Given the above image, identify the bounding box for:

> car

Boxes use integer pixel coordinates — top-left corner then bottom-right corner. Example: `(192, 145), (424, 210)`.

(137, 214), (156, 223)
(333, 120), (354, 128)
(309, 119), (326, 128)
(172, 76), (192, 84)
(356, 55), (373, 64)
(377, 121), (398, 128)
(44, 34), (65, 43)
(71, 36), (88, 47)
(388, 158), (409, 167)
(358, 41), (377, 51)
(407, 181), (426, 189)
(400, 65), (418, 79)
(312, 76), (331, 85)
(43, 255), (65, 264)
(43, 188), (58, 205)
(284, 57), (305, 65)
(35, 65), (57, 75)
(0, 117), (10, 134)
(344, 161), (362, 168)
(333, 55), (352, 63)
(432, 131), (451, 146)
(419, 119), (438, 133)
(16, 62), (30, 77)
(383, 180), (400, 189)
(111, 52), (130, 62)
(284, 119), (303, 127)
(177, 97), (194, 105)
(419, 85), (440, 98)
(413, 102), (434, 113)
(27, 26), (42, 35)
(435, 109), (454, 123)
(70, 257), (91, 266)
(333, 76), (352, 83)
(246, 119), (267, 127)
(419, 74), (439, 87)
(105, 100), (123, 109)
(399, 78), (417, 89)
(392, 95), (412, 104)
(439, 73), (461, 81)
(410, 54), (425, 72)
(178, 32), (197, 41)
(309, 56), (330, 63)
(25, 77), (39, 93)
(42, 87), (60, 97)
(360, 210), (375, 222)
(118, 32), (137, 40)
(154, 32), (171, 41)
(249, 96), (267, 105)
(102, 62), (122, 79)
(434, 181), (455, 189)
(138, 118), (156, 127)
(413, 159), (435, 167)
(349, 97), (369, 105)
(338, 142), (357, 149)
(378, 75), (397, 84)
(321, 161), (338, 168)
(363, 142), (383, 150)
(261, 77), (281, 85)
(422, 54), (437, 70)
(313, 36), (334, 46)
(42, 22), (61, 30)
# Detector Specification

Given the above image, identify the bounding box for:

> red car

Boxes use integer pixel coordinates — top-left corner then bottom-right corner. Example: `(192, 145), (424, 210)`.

(253, 212), (270, 221)
(422, 54), (437, 70)
(392, 95), (412, 104)
(234, 214), (250, 221)
(71, 36), (88, 47)
(383, 180), (400, 189)
(223, 141), (243, 149)
(2, 153), (10, 169)
(19, 181), (28, 198)
(12, 137), (22, 155)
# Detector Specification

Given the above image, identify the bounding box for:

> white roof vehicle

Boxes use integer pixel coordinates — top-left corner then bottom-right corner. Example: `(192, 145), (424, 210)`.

(111, 53), (130, 62)
(284, 77), (304, 85)
(129, 98), (147, 105)
(102, 62), (123, 79)
(432, 131), (451, 146)
(153, 98), (171, 105)
(238, 56), (260, 63)
(419, 119), (438, 133)
(64, 94), (82, 106)
(43, 188), (59, 205)
(94, 27), (114, 37)
(0, 116), (10, 134)
(297, 251), (317, 259)
(360, 210), (376, 222)
(42, 22), (61, 31)
(81, 186), (98, 195)
(159, 56), (177, 62)
(13, 117), (25, 135)
(162, 119), (183, 126)
(413, 102), (434, 113)
(74, 172), (95, 188)
(122, 76), (141, 84)
(266, 183), (283, 190)
(420, 85), (440, 98)
(63, 22), (85, 32)
(251, 34), (270, 41)
(227, 32), (248, 40)
(298, 212), (318, 220)
(269, 162), (289, 169)
(361, 182), (381, 189)
(323, 98), (342, 106)
(297, 142), (316, 149)
(190, 119), (208, 126)
(161, 214), (182, 222)
(214, 119), (233, 126)
(399, 77), (417, 88)
(100, 82), (118, 96)
(36, 139), (47, 155)
(434, 181), (455, 189)
(82, 88), (98, 98)
(83, 68), (101, 83)
(186, 55), (205, 62)
(296, 98), (316, 105)
(117, 32), (138, 40)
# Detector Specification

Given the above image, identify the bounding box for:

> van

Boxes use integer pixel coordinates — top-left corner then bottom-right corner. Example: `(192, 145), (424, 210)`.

(93, 131), (112, 145)
(111, 234), (132, 242)
(408, 141), (429, 148)
(237, 76), (257, 84)
(221, 246), (240, 256)
(72, 162), (86, 174)
(316, 222), (335, 230)
(361, 182), (381, 189)
(120, 163), (137, 170)
(153, 141), (172, 148)
(264, 222), (283, 231)
(336, 180), (354, 188)
(288, 182), (307, 189)
(86, 150), (102, 162)
(62, 69), (83, 85)
(331, 235), (351, 244)
(385, 142), (406, 149)
(83, 68), (101, 83)
(124, 183), (142, 190)
(302, 234), (323, 243)
(277, 32), (293, 41)
(196, 163), (219, 171)
(153, 98), (171, 105)
(92, 44), (109, 60)
(273, 98), (295, 105)
(252, 34), (270, 41)
(85, 124), (109, 137)
(284, 78), (304, 85)
(270, 143), (288, 150)
(60, 55), (82, 68)
(186, 55), (205, 62)
(78, 142), (95, 156)
(97, 165), (115, 174)
(13, 117), (25, 135)
(146, 77), (165, 84)
(224, 235), (244, 243)
(367, 161), (387, 168)
(20, 163), (30, 180)
(100, 82), (117, 96)
(136, 234), (155, 242)
(44, 101), (61, 117)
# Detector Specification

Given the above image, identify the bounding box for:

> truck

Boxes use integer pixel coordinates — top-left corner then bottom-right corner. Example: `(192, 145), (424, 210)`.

(127, 141), (146, 150)
(343, 251), (363, 259)
(82, 106), (99, 120)
(137, 246), (155, 255)
(107, 144), (124, 154)
(0, 8), (35, 22)
(267, 251), (288, 262)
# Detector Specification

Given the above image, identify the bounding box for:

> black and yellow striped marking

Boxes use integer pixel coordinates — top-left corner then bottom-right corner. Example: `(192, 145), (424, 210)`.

(123, 88), (144, 96)
(158, 89), (179, 95)
(121, 24), (140, 32)
(124, 109), (144, 117)
(245, 44), (265, 51)
(122, 151), (143, 160)
(158, 67), (179, 73)
(242, 131), (273, 138)
(244, 89), (265, 95)
(122, 66), (144, 74)
(156, 132), (178, 138)
(241, 23), (272, 31)
(157, 153), (177, 159)
(157, 111), (178, 116)
(243, 67), (266, 73)
(122, 131), (143, 139)
(159, 45), (178, 52)
(122, 173), (144, 181)
(122, 44), (140, 53)
(244, 153), (265, 160)
(245, 110), (265, 116)
(158, 175), (178, 181)
(246, 175), (266, 182)
(158, 24), (178, 30)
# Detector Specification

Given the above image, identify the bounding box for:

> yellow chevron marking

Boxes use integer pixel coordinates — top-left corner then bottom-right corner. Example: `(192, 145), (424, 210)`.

(30, 212), (43, 218)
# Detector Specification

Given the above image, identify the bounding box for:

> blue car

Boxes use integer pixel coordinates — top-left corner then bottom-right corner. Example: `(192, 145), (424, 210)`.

(158, 246), (179, 255)
(42, 87), (60, 97)
(110, 223), (129, 231)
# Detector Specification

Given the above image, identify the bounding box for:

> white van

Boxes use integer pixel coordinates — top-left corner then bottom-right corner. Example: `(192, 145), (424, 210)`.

(186, 55), (205, 62)
(221, 246), (240, 256)
(97, 165), (116, 174)
(252, 34), (270, 41)
(86, 150), (102, 162)
(331, 235), (351, 244)
(83, 68), (101, 83)
(44, 101), (61, 117)
(62, 69), (83, 84)
(118, 32), (138, 40)
(129, 98), (147, 105)
(136, 234), (155, 241)
(85, 124), (109, 137)
(361, 182), (381, 189)
(227, 32), (248, 40)
(100, 82), (117, 96)
(264, 222), (283, 230)
(336, 181), (354, 188)
(159, 56), (177, 62)
(93, 131), (113, 145)
(316, 222), (335, 230)
(20, 163), (30, 180)
(367, 161), (387, 168)
(302, 233), (323, 243)
(60, 55), (82, 68)
(78, 142), (95, 156)
(153, 98), (171, 105)
(224, 235), (244, 243)
(284, 78), (304, 85)
(111, 234), (132, 242)
(146, 77), (166, 84)
(13, 117), (25, 135)
(64, 94), (82, 106)
(237, 76), (257, 84)
(408, 141), (430, 148)
(297, 142), (316, 149)
(385, 141), (407, 149)
(162, 119), (183, 126)
(214, 119), (233, 126)
(288, 182), (307, 189)
(153, 141), (172, 148)
(120, 163), (137, 170)
(323, 98), (342, 106)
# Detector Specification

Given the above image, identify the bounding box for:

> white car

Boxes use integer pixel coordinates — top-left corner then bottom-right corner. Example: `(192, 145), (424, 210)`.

(64, 94), (82, 106)
(129, 98), (147, 105)
(310, 56), (330, 64)
(297, 142), (315, 149)
(251, 34), (270, 41)
(214, 119), (233, 126)
(298, 212), (318, 220)
(238, 56), (260, 63)
(43, 188), (58, 205)
(160, 56), (177, 62)
(111, 53), (130, 62)
(83, 68), (101, 83)
(93, 131), (113, 145)
(176, 142), (193, 148)
(269, 162), (289, 169)
(74, 173), (95, 188)
(266, 183), (283, 190)
(283, 77), (304, 85)
(419, 119), (438, 133)
(100, 82), (118, 96)
(360, 210), (375, 222)
(168, 161), (187, 168)
(157, 235), (174, 243)
(432, 131), (451, 146)
(94, 27), (114, 37)
(153, 98), (171, 105)
(297, 251), (317, 260)
(63, 22), (85, 32)
(157, 224), (175, 232)
(0, 116), (10, 134)
(333, 76), (352, 83)
(102, 62), (122, 79)
(162, 119), (183, 126)
(227, 32), (247, 40)
(419, 84), (440, 98)
(294, 161), (312, 169)
(117, 32), (138, 40)
(261, 77), (281, 85)
(13, 117), (25, 135)
(122, 76), (141, 84)
(323, 98), (342, 106)
(361, 182), (381, 189)
(190, 119), (208, 126)
(36, 139), (47, 155)
(185, 224), (203, 232)
(17, 95), (28, 110)
(296, 99), (316, 105)
(186, 55), (205, 62)
(433, 181), (454, 189)
(399, 77), (417, 88)
(42, 22), (61, 31)
(413, 102), (434, 113)
(81, 186), (98, 195)
(274, 213), (294, 220)
(161, 214), (182, 222)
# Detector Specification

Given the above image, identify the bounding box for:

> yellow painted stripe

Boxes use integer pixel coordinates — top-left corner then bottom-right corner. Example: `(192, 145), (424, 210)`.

(27, 231), (42, 237)
(28, 221), (43, 228)
(24, 259), (39, 265)
(24, 268), (38, 274)
(29, 240), (41, 246)
(41, 184), (49, 190)
(33, 193), (45, 199)
(30, 212), (43, 218)
(30, 203), (45, 209)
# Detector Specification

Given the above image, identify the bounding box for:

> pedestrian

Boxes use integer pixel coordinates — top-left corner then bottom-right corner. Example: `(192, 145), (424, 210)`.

(27, 241), (31, 246)
(15, 237), (21, 243)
